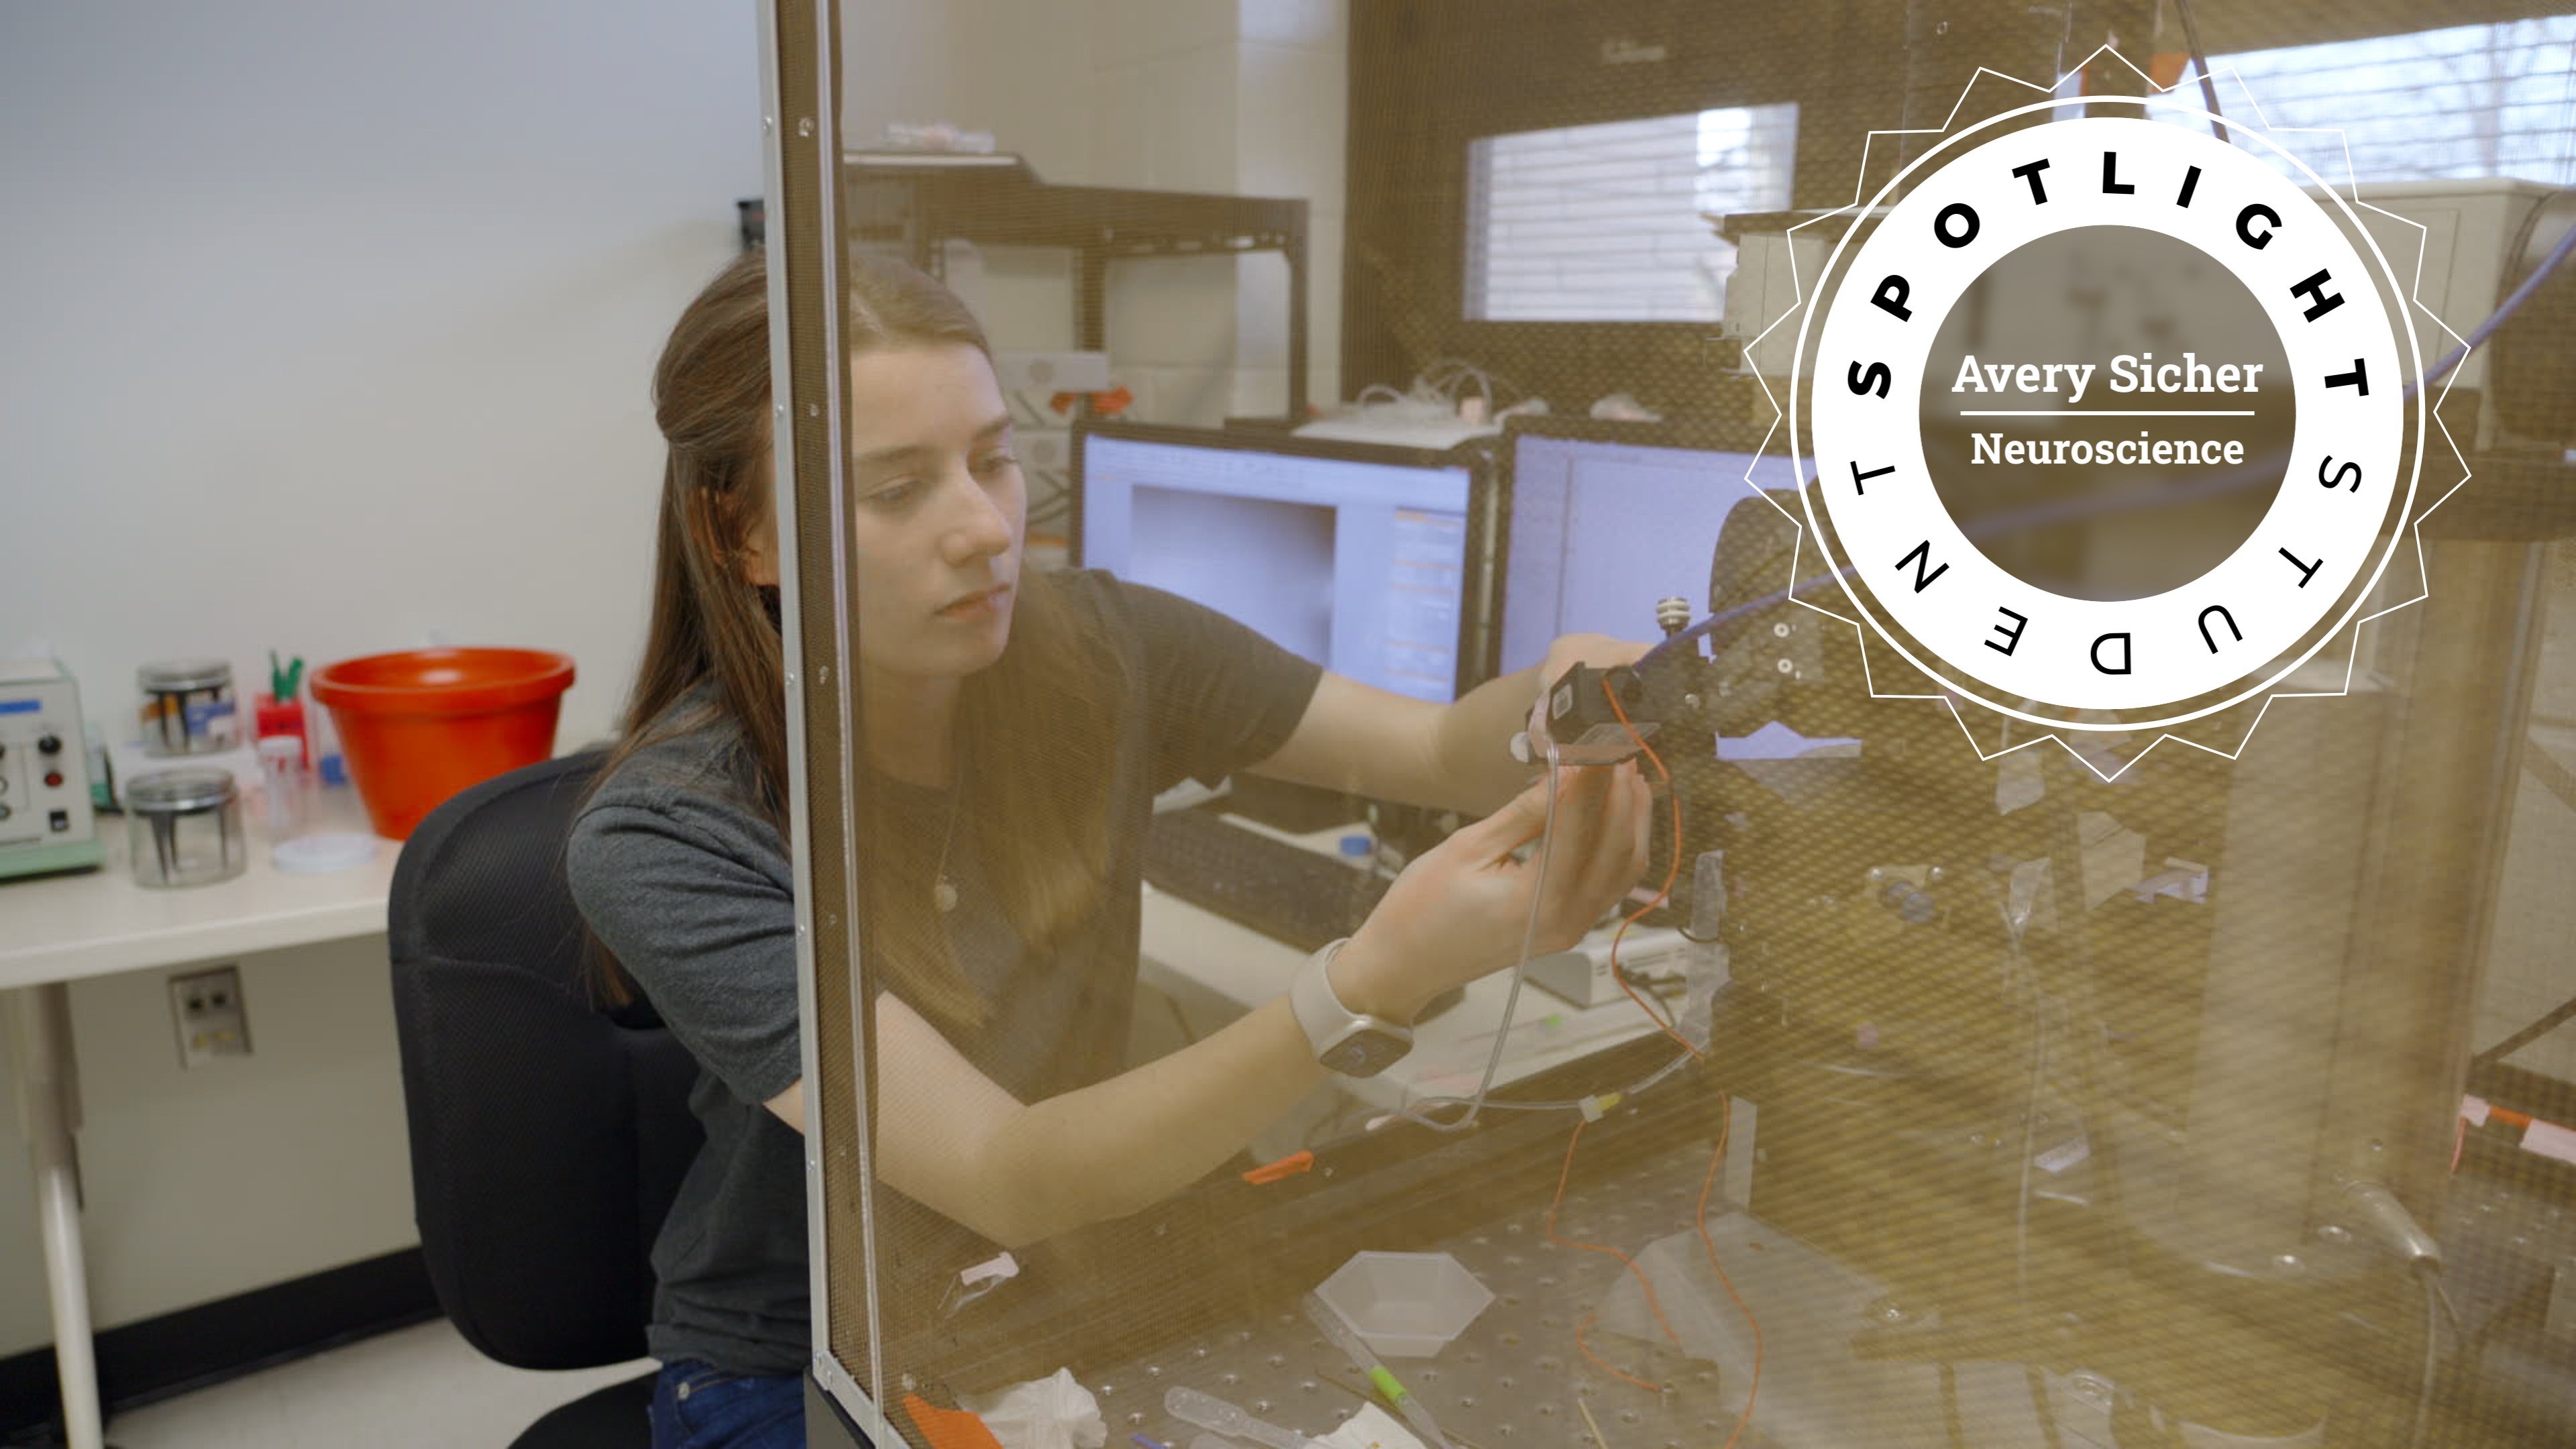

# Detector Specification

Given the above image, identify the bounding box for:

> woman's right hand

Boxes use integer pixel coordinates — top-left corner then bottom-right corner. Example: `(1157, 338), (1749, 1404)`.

(1330, 761), (1654, 1023)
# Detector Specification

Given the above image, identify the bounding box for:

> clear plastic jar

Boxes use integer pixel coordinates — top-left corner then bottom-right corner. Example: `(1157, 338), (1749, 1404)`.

(126, 768), (247, 888)
(137, 659), (239, 756)
(256, 735), (309, 837)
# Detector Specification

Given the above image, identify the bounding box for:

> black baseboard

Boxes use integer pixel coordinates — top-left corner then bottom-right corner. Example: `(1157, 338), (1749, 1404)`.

(0, 1247), (440, 1445)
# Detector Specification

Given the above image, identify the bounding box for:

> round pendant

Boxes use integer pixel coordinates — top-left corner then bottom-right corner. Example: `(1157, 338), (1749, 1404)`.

(934, 877), (959, 913)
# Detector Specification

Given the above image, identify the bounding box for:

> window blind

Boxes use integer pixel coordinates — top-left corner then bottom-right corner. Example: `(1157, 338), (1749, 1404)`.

(1464, 103), (1799, 323)
(2174, 15), (2576, 187)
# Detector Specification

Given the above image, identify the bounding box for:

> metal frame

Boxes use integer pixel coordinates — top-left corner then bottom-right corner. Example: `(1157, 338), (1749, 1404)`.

(757, 2), (894, 1444)
(777, 32), (1314, 1449)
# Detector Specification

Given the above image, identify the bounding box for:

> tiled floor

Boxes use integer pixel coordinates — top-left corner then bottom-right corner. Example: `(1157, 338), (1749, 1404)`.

(98, 1319), (648, 1449)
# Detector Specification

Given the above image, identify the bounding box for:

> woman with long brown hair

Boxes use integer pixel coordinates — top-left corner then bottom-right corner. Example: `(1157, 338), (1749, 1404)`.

(568, 249), (1650, 1449)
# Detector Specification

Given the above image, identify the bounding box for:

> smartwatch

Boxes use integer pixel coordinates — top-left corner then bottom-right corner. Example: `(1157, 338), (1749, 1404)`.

(1290, 938), (1413, 1077)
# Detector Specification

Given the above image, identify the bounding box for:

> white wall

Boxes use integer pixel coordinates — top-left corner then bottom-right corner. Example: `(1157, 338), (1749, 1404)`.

(0, 0), (761, 1356)
(0, 1), (763, 751)
(1231, 1), (1350, 419)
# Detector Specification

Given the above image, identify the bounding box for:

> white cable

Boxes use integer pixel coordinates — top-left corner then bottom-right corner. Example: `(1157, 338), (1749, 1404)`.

(1379, 749), (1703, 1132)
(1396, 1049), (1696, 1121)
(1375, 729), (1701, 1133)
(1455, 735), (1557, 1128)
(1415, 357), (1519, 408)
(1390, 738), (1560, 1133)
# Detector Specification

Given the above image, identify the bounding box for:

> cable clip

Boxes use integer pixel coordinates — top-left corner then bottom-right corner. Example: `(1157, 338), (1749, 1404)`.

(938, 1251), (1020, 1318)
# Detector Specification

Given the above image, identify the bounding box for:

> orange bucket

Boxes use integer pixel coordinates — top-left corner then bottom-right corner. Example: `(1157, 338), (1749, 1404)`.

(311, 648), (576, 839)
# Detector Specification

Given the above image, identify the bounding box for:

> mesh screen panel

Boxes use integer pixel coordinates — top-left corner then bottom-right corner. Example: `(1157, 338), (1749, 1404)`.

(797, 4), (2576, 1446)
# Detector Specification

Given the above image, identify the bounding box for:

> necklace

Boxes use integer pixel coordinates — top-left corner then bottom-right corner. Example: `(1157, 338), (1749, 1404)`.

(932, 786), (962, 914)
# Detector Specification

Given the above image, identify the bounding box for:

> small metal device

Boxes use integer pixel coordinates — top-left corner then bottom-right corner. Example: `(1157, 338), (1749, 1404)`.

(1525, 926), (1691, 1007)
(1534, 661), (1662, 765)
(0, 657), (104, 880)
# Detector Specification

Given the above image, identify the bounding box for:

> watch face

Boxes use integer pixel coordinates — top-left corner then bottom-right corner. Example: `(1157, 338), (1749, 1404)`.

(1323, 1030), (1409, 1078)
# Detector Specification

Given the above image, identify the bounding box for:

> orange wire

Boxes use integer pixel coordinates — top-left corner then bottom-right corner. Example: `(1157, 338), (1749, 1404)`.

(1545, 678), (1752, 1411)
(1598, 680), (1700, 1061)
(1547, 1119), (1684, 1392)
(1575, 1312), (1664, 1394)
(1697, 1093), (1764, 1449)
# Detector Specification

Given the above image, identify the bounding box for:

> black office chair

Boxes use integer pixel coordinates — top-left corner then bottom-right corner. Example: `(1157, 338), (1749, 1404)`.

(388, 751), (704, 1449)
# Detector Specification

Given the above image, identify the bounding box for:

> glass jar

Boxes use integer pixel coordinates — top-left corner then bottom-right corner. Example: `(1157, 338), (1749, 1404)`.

(126, 767), (247, 888)
(137, 659), (239, 756)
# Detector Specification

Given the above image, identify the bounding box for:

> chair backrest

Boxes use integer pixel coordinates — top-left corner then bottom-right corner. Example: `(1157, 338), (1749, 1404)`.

(388, 751), (704, 1371)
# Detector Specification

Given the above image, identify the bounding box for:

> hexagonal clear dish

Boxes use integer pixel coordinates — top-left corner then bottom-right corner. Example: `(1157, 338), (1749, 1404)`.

(1313, 1250), (1495, 1358)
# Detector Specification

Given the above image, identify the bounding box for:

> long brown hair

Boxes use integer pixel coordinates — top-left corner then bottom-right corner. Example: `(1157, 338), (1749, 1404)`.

(587, 248), (1125, 1027)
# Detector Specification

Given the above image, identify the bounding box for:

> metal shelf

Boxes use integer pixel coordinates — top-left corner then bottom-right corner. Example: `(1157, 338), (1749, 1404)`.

(845, 153), (1311, 421)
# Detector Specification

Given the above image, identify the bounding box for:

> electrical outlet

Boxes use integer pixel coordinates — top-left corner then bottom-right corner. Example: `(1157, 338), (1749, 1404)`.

(170, 966), (252, 1067)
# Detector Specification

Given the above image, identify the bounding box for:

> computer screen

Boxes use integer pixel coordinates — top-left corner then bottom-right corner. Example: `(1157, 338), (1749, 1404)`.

(1075, 426), (1479, 703)
(1498, 427), (1810, 677)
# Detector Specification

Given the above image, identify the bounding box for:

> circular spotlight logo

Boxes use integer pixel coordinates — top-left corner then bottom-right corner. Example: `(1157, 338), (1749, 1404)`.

(1800, 108), (2418, 729)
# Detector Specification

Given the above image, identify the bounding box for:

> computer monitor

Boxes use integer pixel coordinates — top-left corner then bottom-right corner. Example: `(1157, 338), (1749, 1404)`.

(1073, 422), (1486, 704)
(1496, 416), (1810, 679)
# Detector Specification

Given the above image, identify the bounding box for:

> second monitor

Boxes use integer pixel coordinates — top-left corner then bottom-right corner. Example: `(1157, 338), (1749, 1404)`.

(1072, 422), (1486, 702)
(1497, 415), (1811, 678)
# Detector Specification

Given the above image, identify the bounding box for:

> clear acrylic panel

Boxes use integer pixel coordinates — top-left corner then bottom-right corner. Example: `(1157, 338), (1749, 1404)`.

(785, 5), (2576, 1446)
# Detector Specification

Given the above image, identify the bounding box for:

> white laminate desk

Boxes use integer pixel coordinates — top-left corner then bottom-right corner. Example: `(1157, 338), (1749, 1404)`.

(0, 794), (396, 1449)
(1134, 814), (1672, 1120)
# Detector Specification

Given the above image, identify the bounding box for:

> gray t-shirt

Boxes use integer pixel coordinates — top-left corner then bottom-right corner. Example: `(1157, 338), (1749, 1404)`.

(566, 572), (1322, 1375)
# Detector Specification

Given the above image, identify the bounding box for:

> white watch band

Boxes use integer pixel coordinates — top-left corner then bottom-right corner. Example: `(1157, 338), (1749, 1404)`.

(1290, 938), (1413, 1076)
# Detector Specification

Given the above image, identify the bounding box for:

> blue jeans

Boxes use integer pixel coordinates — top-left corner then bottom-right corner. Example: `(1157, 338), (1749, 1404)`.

(649, 1359), (805, 1449)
